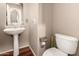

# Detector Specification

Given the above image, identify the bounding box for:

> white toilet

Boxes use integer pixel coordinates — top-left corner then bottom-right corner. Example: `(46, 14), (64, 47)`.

(43, 33), (78, 56)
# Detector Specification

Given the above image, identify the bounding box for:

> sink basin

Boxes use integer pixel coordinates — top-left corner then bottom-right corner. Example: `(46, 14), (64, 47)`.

(3, 27), (25, 35)
(3, 27), (25, 56)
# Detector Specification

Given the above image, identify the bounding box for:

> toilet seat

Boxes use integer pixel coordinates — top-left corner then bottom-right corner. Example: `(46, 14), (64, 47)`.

(43, 47), (68, 56)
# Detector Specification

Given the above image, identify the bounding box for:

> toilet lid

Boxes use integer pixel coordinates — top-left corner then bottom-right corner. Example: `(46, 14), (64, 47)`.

(43, 47), (68, 56)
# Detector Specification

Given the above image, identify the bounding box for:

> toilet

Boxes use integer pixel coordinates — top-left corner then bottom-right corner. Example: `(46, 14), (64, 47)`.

(43, 33), (78, 56)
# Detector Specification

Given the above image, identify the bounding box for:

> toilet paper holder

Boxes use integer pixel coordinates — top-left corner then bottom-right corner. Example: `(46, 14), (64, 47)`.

(40, 37), (47, 42)
(40, 37), (47, 48)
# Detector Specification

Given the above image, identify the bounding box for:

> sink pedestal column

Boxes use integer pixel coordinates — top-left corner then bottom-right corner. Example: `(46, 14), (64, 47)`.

(13, 34), (19, 56)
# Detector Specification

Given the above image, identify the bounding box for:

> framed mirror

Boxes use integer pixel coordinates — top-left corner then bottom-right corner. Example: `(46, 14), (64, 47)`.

(6, 3), (23, 27)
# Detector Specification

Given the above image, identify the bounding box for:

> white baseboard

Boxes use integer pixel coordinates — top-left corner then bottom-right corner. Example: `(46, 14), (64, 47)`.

(0, 44), (36, 56)
(0, 44), (29, 54)
(29, 46), (36, 56)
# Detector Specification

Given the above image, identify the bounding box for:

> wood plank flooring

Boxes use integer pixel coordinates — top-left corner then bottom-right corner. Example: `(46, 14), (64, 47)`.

(0, 47), (34, 56)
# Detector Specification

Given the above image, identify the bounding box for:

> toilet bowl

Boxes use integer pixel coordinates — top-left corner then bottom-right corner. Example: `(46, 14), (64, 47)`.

(43, 33), (78, 56)
(43, 47), (67, 56)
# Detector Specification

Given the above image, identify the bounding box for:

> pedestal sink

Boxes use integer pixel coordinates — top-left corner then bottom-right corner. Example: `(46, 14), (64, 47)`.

(3, 27), (25, 56)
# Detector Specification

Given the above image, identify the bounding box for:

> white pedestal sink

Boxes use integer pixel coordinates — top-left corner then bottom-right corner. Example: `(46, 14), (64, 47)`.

(3, 27), (25, 56)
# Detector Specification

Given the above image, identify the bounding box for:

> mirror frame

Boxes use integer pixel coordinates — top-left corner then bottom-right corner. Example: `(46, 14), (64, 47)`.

(6, 3), (23, 27)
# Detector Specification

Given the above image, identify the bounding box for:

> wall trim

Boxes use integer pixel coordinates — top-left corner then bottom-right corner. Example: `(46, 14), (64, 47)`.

(0, 44), (36, 56)
(29, 46), (36, 56)
(0, 44), (29, 54)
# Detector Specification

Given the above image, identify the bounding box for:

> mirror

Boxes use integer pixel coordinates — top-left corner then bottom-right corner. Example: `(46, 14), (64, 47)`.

(10, 10), (18, 24)
(6, 3), (23, 27)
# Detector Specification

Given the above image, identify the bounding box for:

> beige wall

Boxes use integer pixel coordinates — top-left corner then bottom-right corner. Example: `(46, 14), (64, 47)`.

(51, 3), (79, 55)
(28, 3), (50, 55)
(29, 3), (53, 55)
(0, 3), (29, 53)
(41, 4), (52, 48)
(28, 3), (40, 55)
(0, 3), (13, 53)
(52, 4), (79, 37)
(19, 3), (30, 47)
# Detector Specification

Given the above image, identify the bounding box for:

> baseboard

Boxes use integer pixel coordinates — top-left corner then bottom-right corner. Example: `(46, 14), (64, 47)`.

(0, 44), (36, 56)
(0, 44), (29, 54)
(29, 46), (36, 56)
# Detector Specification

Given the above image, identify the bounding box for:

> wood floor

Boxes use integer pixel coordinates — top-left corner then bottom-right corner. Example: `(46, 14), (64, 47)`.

(0, 47), (34, 56)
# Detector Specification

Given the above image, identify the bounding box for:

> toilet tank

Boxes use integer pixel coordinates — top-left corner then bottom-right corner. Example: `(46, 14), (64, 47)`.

(55, 33), (78, 54)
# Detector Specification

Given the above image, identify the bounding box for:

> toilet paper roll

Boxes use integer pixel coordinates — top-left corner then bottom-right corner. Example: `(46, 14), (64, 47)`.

(41, 42), (46, 46)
